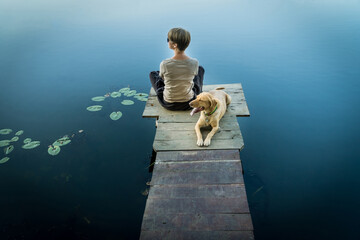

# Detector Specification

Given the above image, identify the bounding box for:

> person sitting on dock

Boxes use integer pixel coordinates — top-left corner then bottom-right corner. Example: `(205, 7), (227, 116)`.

(149, 27), (204, 111)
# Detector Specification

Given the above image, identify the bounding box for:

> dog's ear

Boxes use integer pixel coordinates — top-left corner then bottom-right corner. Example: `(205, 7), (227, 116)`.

(207, 94), (217, 109)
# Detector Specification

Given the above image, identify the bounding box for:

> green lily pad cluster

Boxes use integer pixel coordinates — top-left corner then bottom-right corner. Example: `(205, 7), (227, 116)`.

(134, 93), (149, 101)
(48, 136), (71, 156)
(87, 86), (149, 120)
(1, 124), (85, 163)
(22, 140), (41, 149)
(0, 128), (29, 164)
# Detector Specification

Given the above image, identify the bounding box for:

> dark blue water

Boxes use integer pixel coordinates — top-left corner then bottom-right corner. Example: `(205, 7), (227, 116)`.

(1, 1), (359, 239)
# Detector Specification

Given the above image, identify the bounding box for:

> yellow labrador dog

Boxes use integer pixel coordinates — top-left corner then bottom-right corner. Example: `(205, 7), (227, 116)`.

(189, 88), (231, 146)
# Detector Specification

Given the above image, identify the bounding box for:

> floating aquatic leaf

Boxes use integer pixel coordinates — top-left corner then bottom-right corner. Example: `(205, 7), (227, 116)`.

(110, 92), (121, 98)
(11, 136), (19, 142)
(91, 96), (106, 102)
(0, 129), (12, 135)
(15, 130), (24, 136)
(135, 93), (149, 98)
(124, 90), (137, 97)
(86, 105), (103, 112)
(0, 157), (9, 164)
(110, 111), (123, 120)
(48, 145), (61, 156)
(137, 97), (148, 102)
(0, 140), (10, 147)
(121, 100), (134, 105)
(22, 141), (40, 149)
(134, 92), (149, 102)
(4, 145), (14, 155)
(53, 137), (71, 147)
(119, 87), (130, 93)
(23, 138), (32, 144)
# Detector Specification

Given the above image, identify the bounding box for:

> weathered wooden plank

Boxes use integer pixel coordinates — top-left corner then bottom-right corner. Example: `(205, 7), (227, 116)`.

(143, 197), (250, 214)
(151, 161), (244, 185)
(151, 170), (244, 185)
(143, 100), (249, 119)
(228, 102), (251, 117)
(143, 83), (250, 118)
(203, 83), (244, 92)
(143, 101), (249, 119)
(142, 213), (253, 231)
(156, 113), (237, 123)
(157, 120), (240, 131)
(154, 138), (244, 151)
(156, 150), (240, 162)
(147, 90), (246, 103)
(140, 230), (254, 240)
(148, 184), (246, 199)
(154, 129), (242, 141)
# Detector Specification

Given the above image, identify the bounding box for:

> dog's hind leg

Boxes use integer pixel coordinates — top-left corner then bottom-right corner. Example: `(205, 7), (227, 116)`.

(226, 93), (231, 105)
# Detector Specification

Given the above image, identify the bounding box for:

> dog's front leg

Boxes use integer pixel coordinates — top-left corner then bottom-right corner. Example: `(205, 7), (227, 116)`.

(204, 121), (219, 146)
(195, 120), (204, 146)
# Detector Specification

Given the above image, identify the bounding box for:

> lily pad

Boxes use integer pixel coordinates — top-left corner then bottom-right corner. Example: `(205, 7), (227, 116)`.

(121, 100), (134, 105)
(0, 129), (12, 135)
(22, 141), (40, 149)
(15, 130), (24, 136)
(11, 136), (19, 142)
(110, 92), (121, 98)
(135, 93), (149, 98)
(119, 87), (130, 93)
(0, 140), (10, 147)
(53, 137), (71, 147)
(0, 157), (9, 164)
(4, 145), (14, 155)
(136, 97), (148, 102)
(91, 96), (106, 102)
(48, 145), (61, 156)
(124, 90), (137, 97)
(24, 138), (32, 144)
(110, 111), (123, 120)
(86, 105), (103, 112)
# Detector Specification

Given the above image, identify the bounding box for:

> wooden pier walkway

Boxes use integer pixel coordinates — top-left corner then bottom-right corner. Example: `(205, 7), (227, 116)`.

(140, 83), (253, 240)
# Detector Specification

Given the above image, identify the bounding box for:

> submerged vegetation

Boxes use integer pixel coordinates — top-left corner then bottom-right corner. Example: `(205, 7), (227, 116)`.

(1, 86), (149, 164)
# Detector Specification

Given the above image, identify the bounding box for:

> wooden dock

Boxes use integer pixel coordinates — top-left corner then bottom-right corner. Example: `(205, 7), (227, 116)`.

(140, 83), (253, 240)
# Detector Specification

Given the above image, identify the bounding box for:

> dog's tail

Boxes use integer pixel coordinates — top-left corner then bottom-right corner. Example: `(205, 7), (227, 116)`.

(215, 87), (225, 90)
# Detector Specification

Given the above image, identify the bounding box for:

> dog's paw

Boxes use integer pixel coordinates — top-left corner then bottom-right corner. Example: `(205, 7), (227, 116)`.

(203, 138), (211, 146)
(197, 139), (204, 146)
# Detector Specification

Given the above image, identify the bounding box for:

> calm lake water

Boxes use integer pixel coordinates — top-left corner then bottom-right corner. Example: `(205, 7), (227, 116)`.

(1, 0), (360, 239)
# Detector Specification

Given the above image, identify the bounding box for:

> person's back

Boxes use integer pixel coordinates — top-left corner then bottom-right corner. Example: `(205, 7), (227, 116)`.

(149, 27), (204, 111)
(160, 57), (198, 103)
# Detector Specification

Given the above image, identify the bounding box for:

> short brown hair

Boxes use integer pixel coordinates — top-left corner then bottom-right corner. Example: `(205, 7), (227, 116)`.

(168, 28), (191, 51)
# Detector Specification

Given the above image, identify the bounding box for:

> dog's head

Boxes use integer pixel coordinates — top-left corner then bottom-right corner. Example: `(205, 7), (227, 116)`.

(189, 92), (217, 116)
